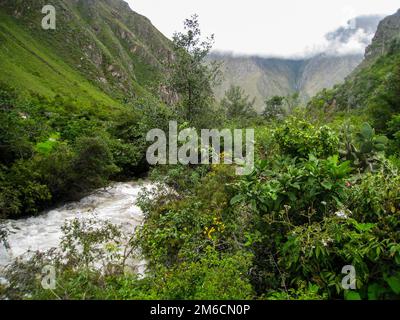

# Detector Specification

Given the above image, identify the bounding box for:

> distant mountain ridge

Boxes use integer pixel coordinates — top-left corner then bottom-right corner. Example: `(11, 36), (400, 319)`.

(210, 52), (363, 112)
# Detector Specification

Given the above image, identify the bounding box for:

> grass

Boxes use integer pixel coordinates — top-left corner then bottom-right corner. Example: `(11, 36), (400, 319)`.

(0, 12), (121, 109)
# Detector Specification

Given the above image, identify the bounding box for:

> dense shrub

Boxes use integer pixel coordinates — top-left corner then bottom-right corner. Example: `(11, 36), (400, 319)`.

(228, 121), (399, 299)
(274, 117), (339, 159)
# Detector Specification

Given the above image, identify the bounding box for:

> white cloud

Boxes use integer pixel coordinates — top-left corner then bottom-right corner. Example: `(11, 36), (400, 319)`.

(326, 28), (373, 55)
(124, 0), (399, 56)
(305, 15), (383, 57)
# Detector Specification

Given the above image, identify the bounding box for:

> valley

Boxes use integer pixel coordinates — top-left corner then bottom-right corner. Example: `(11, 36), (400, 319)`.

(1, 0), (400, 302)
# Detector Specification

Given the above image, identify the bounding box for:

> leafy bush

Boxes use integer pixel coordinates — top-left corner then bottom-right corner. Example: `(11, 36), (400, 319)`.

(137, 164), (238, 267)
(274, 117), (339, 159)
(71, 137), (119, 193)
(0, 160), (51, 217)
(229, 145), (400, 299)
(232, 155), (351, 220)
(263, 96), (285, 120)
(339, 122), (388, 172)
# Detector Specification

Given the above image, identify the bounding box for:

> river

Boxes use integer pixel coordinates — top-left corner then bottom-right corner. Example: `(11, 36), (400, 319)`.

(0, 181), (152, 274)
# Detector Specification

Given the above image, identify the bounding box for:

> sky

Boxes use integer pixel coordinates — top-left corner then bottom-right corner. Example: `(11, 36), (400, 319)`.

(124, 0), (400, 57)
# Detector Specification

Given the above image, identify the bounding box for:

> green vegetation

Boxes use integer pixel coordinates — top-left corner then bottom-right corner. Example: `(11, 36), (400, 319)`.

(0, 81), (174, 218)
(0, 0), (176, 218)
(263, 93), (300, 121)
(0, 12), (119, 107)
(4, 109), (400, 300)
(0, 0), (174, 102)
(1, 5), (400, 301)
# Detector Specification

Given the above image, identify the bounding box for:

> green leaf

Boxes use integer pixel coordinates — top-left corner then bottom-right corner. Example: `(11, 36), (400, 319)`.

(395, 254), (400, 266)
(230, 194), (244, 205)
(344, 291), (362, 300)
(360, 123), (374, 140)
(354, 222), (375, 232)
(290, 182), (301, 190)
(321, 180), (333, 190)
(374, 135), (388, 145)
(374, 144), (386, 152)
(368, 283), (386, 300)
(385, 275), (400, 294)
(288, 192), (297, 202)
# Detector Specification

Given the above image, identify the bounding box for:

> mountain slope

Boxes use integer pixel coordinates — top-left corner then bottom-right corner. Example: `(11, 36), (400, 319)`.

(210, 54), (301, 112)
(0, 0), (177, 218)
(211, 53), (362, 112)
(0, 0), (173, 104)
(0, 11), (117, 107)
(307, 8), (400, 139)
(298, 54), (363, 100)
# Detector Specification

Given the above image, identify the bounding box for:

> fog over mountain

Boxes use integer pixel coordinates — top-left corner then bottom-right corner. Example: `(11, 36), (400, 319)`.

(211, 15), (384, 112)
(323, 15), (385, 55)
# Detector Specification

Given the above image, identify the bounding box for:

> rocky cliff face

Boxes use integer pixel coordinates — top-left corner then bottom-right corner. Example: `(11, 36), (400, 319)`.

(356, 9), (400, 71)
(298, 54), (363, 100)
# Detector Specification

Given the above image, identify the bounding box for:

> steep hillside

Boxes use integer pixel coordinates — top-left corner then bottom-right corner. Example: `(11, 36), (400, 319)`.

(0, 0), (176, 218)
(0, 0), (173, 103)
(298, 54), (363, 100)
(307, 8), (400, 140)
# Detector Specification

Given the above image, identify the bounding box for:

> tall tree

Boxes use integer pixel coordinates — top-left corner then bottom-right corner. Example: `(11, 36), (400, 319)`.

(168, 15), (221, 127)
(263, 96), (285, 120)
(221, 85), (256, 119)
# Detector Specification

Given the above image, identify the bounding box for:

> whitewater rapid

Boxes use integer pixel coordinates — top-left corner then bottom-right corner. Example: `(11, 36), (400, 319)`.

(0, 181), (152, 273)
